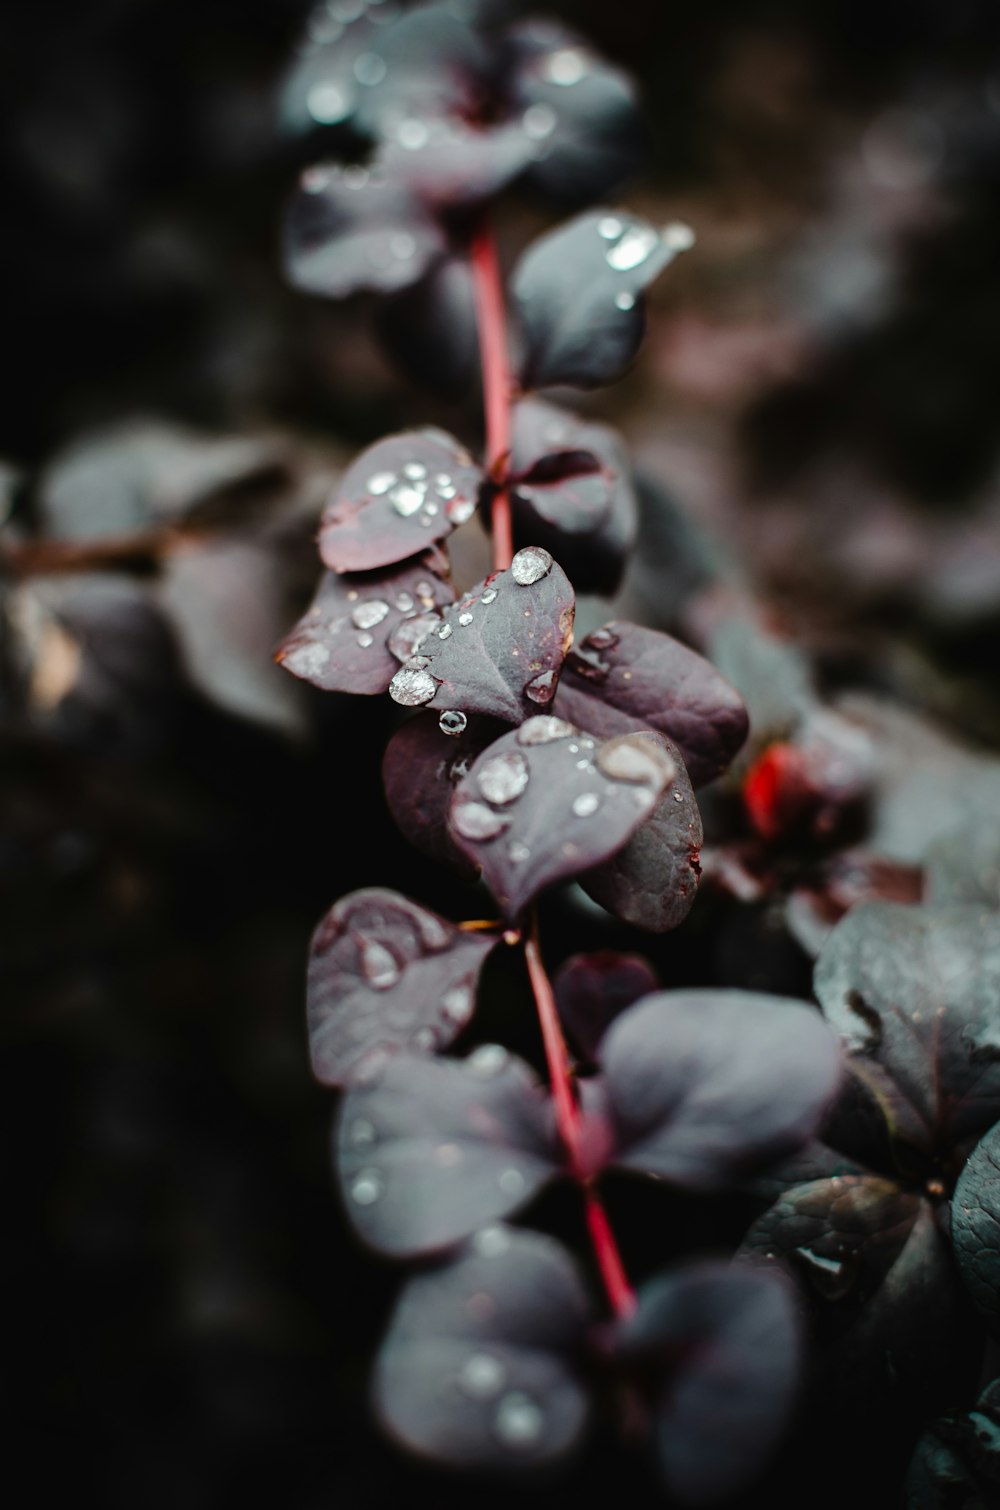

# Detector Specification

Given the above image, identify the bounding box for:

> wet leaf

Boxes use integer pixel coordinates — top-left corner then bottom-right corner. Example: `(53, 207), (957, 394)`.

(592, 990), (842, 1187)
(552, 622), (749, 787)
(378, 117), (534, 210)
(279, 9), (387, 136)
(906, 1378), (1000, 1509)
(351, 1), (490, 140)
(616, 1262), (801, 1505)
(952, 1121), (1000, 1328)
(382, 712), (504, 878)
(374, 1227), (590, 1467)
(511, 209), (692, 390)
(553, 951), (659, 1063)
(926, 822), (1000, 910)
(276, 556), (454, 695)
(318, 429), (482, 573)
(581, 731), (702, 931)
(335, 1046), (560, 1255)
(449, 719), (675, 920)
(376, 256), (481, 401)
(389, 548), (575, 725)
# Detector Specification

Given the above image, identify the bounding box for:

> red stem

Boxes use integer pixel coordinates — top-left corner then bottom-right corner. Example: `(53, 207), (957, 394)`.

(470, 222), (514, 572)
(524, 918), (636, 1319)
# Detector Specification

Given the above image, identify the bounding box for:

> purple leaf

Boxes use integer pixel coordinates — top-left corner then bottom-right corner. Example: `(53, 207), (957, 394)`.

(388, 548), (575, 725)
(279, 10), (386, 136)
(615, 1262), (801, 1505)
(448, 718), (676, 920)
(374, 1227), (591, 1467)
(552, 622), (749, 787)
(350, 2), (491, 140)
(307, 889), (497, 1087)
(814, 902), (1000, 1149)
(581, 731), (703, 931)
(376, 256), (481, 401)
(283, 165), (446, 300)
(335, 1046), (561, 1256)
(511, 209), (693, 390)
(377, 117), (535, 210)
(276, 556), (455, 694)
(318, 429), (483, 573)
(590, 990), (843, 1187)
(926, 821), (1000, 909)
(785, 850), (925, 960)
(382, 712), (504, 877)
(553, 951), (660, 1062)
(952, 1121), (1000, 1328)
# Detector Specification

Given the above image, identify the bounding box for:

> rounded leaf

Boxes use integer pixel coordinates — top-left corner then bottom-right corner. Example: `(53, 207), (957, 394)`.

(554, 951), (660, 1063)
(953, 1121), (1000, 1328)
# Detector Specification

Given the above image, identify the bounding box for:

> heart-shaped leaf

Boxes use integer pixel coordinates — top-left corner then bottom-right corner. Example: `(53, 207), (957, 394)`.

(590, 990), (842, 1187)
(581, 731), (703, 931)
(814, 902), (1000, 1150)
(307, 889), (498, 1087)
(277, 556), (454, 694)
(376, 256), (481, 401)
(382, 712), (504, 876)
(554, 951), (660, 1063)
(615, 1261), (801, 1505)
(952, 1121), (1000, 1328)
(448, 718), (676, 920)
(374, 1226), (591, 1467)
(511, 209), (693, 390)
(335, 1045), (560, 1255)
(388, 548), (575, 724)
(318, 429), (483, 573)
(552, 622), (749, 787)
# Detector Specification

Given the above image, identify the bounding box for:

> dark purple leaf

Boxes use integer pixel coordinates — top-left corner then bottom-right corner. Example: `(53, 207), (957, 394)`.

(377, 117), (534, 210)
(374, 1227), (591, 1467)
(616, 1262), (801, 1505)
(906, 1379), (1000, 1509)
(704, 609), (817, 759)
(927, 822), (1000, 909)
(376, 256), (481, 401)
(283, 165), (445, 301)
(388, 548), (575, 725)
(553, 951), (660, 1062)
(335, 1045), (560, 1255)
(350, 2), (491, 140)
(307, 888), (498, 1087)
(511, 209), (693, 390)
(277, 556), (454, 694)
(552, 622), (749, 787)
(785, 850), (925, 960)
(278, 9), (387, 136)
(448, 718), (676, 920)
(814, 902), (1000, 1149)
(953, 1121), (1000, 1328)
(318, 429), (483, 573)
(590, 990), (842, 1187)
(581, 731), (703, 931)
(382, 712), (504, 878)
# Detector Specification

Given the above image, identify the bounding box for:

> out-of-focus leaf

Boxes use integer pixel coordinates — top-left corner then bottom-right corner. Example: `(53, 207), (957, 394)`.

(553, 950), (659, 1063)
(786, 850), (924, 959)
(378, 117), (534, 209)
(906, 1378), (1000, 1510)
(952, 1121), (1000, 1328)
(278, 8), (387, 136)
(926, 822), (1000, 910)
(376, 256), (481, 401)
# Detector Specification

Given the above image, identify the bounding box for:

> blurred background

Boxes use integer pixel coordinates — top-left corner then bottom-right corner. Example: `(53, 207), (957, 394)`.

(3, 1), (1000, 1505)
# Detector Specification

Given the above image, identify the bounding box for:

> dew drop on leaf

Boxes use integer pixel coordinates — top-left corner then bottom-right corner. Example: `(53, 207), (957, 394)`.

(439, 710), (468, 737)
(387, 611), (440, 661)
(572, 792), (601, 817)
(477, 751), (530, 805)
(511, 546), (553, 586)
(389, 663), (438, 706)
(389, 484), (425, 516)
(517, 715), (577, 745)
(525, 669), (557, 705)
(447, 497), (476, 524)
(441, 985), (472, 1023)
(459, 1353), (506, 1400)
(473, 1225), (510, 1257)
(458, 612), (474, 627)
(494, 1392), (545, 1448)
(481, 588), (498, 605)
(357, 632), (374, 648)
(360, 938), (400, 989)
(351, 599), (391, 630)
(605, 224), (660, 271)
(452, 802), (511, 841)
(367, 471), (396, 495)
(523, 104), (558, 140)
(350, 1169), (384, 1206)
(615, 291), (635, 310)
(598, 216), (623, 239)
(467, 1044), (509, 1076)
(403, 462), (427, 481)
(544, 47), (588, 85)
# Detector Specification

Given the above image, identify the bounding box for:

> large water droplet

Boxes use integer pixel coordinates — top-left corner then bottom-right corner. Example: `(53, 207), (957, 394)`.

(494, 1392), (544, 1449)
(598, 215), (623, 240)
(517, 715), (576, 745)
(387, 611), (439, 662)
(437, 622), (453, 639)
(389, 663), (437, 706)
(597, 736), (674, 788)
(480, 587), (498, 605)
(477, 751), (529, 805)
(439, 710), (468, 737)
(447, 497), (476, 524)
(360, 938), (400, 989)
(351, 599), (390, 630)
(389, 484), (424, 516)
(510, 546), (553, 586)
(460, 1353), (506, 1399)
(467, 1043), (508, 1076)
(441, 984), (472, 1023)
(458, 611), (474, 627)
(307, 83), (350, 124)
(525, 670), (556, 705)
(350, 1168), (384, 1206)
(403, 462), (427, 481)
(452, 802), (510, 842)
(474, 1225), (510, 1257)
(606, 224), (659, 271)
(544, 47), (587, 86)
(367, 471), (396, 495)
(567, 645), (609, 684)
(572, 792), (601, 817)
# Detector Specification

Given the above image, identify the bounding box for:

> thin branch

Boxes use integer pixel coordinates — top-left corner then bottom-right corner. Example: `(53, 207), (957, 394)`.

(469, 221), (514, 573)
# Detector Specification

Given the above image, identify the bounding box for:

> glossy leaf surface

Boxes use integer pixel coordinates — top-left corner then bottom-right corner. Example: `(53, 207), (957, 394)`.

(382, 712), (503, 876)
(953, 1121), (1000, 1327)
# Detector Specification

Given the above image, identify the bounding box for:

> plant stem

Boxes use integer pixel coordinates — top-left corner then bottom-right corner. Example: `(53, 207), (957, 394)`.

(470, 221), (514, 572)
(524, 916), (636, 1319)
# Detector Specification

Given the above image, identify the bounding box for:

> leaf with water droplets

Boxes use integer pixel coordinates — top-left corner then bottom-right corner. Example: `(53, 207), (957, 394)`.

(382, 712), (507, 877)
(318, 429), (483, 573)
(553, 951), (659, 1063)
(588, 990), (842, 1187)
(615, 1262), (801, 1504)
(349, 1), (491, 140)
(374, 1227), (590, 1467)
(378, 116), (535, 210)
(283, 165), (446, 300)
(951, 1121), (1000, 1329)
(552, 621), (749, 787)
(814, 902), (1000, 1150)
(335, 1048), (561, 1255)
(276, 556), (454, 695)
(449, 722), (675, 920)
(581, 731), (703, 931)
(376, 256), (481, 401)
(511, 209), (692, 390)
(307, 889), (498, 1088)
(389, 551), (575, 724)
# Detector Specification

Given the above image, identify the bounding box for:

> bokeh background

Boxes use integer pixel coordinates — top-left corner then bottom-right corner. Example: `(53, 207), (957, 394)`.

(4, 1), (1000, 1506)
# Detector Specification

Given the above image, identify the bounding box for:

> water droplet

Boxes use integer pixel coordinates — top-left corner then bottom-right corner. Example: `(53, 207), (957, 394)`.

(615, 291), (636, 310)
(544, 47), (587, 85)
(575, 759), (591, 770)
(434, 472), (452, 488)
(474, 1225), (510, 1257)
(348, 1118), (376, 1148)
(663, 220), (696, 252)
(598, 215), (623, 240)
(452, 802), (510, 842)
(438, 622), (453, 639)
(412, 1027), (436, 1051)
(508, 841), (531, 864)
(674, 790), (684, 802)
(350, 1169), (384, 1206)
(518, 715), (576, 745)
(606, 224), (659, 271)
(395, 591), (415, 612)
(439, 710), (467, 737)
(495, 1392), (544, 1450)
(392, 233), (416, 260)
(387, 611), (439, 661)
(284, 640), (330, 678)
(458, 611), (474, 627)
(477, 751), (529, 805)
(467, 1044), (508, 1076)
(598, 736), (674, 788)
(510, 546), (553, 586)
(572, 792), (601, 817)
(587, 627), (619, 650)
(498, 1167), (526, 1196)
(416, 580), (433, 600)
(460, 1353), (506, 1399)
(389, 484), (424, 516)
(307, 83), (350, 124)
(523, 103), (557, 140)
(447, 497), (476, 524)
(442, 985), (472, 1023)
(351, 599), (390, 630)
(389, 663), (437, 706)
(525, 670), (556, 705)
(568, 645), (609, 683)
(397, 118), (429, 150)
(356, 632), (374, 648)
(360, 937), (400, 989)
(353, 51), (387, 86)
(403, 462), (427, 481)
(421, 505), (438, 521)
(481, 588), (498, 605)
(368, 471), (396, 494)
